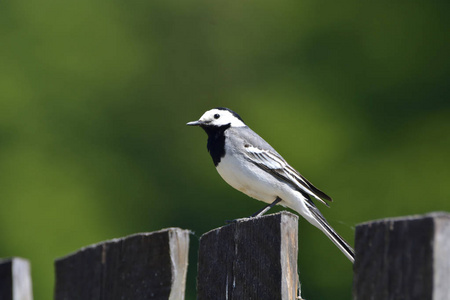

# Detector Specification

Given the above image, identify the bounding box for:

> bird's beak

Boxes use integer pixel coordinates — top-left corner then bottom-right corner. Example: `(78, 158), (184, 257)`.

(186, 120), (203, 126)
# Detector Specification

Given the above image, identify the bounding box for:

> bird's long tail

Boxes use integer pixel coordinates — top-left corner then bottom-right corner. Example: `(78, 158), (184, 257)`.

(305, 202), (355, 263)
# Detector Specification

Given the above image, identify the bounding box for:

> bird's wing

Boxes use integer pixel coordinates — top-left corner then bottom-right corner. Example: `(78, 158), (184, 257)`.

(243, 144), (332, 206)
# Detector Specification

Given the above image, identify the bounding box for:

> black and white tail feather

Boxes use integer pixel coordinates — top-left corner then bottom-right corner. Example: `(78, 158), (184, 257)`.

(244, 144), (355, 263)
(306, 202), (355, 262)
(187, 107), (355, 263)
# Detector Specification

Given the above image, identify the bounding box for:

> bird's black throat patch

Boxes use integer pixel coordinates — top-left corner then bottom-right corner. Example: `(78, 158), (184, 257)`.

(201, 124), (230, 166)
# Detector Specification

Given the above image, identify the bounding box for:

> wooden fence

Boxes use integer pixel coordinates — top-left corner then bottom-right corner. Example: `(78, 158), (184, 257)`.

(1, 211), (449, 300)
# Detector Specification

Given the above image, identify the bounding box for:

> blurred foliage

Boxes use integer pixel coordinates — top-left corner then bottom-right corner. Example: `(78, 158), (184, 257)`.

(0, 0), (449, 299)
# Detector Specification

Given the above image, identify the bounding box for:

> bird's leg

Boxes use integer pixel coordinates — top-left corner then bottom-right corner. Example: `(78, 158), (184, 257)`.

(225, 197), (282, 224)
(250, 197), (282, 218)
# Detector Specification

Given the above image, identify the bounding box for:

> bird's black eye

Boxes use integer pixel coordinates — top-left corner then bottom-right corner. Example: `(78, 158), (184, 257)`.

(214, 114), (220, 119)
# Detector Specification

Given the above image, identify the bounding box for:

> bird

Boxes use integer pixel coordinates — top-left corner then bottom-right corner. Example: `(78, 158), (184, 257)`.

(187, 107), (355, 263)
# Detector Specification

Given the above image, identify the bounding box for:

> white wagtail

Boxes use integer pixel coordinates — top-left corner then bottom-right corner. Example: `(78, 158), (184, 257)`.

(187, 107), (355, 263)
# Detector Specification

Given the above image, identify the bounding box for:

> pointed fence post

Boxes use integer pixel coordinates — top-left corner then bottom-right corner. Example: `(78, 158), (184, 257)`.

(0, 257), (33, 300)
(54, 228), (190, 300)
(197, 211), (300, 300)
(353, 212), (450, 300)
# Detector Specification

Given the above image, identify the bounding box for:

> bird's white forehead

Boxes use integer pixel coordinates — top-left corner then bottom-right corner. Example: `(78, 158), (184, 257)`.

(199, 109), (231, 120)
(199, 108), (246, 127)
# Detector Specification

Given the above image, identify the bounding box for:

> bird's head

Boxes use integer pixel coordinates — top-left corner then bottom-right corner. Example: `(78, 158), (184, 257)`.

(187, 107), (246, 128)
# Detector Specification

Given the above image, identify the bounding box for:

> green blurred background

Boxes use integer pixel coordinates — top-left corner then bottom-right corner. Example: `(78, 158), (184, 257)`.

(0, 0), (449, 299)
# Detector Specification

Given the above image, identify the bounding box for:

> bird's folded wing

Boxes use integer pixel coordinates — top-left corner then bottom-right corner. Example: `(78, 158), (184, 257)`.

(243, 144), (332, 206)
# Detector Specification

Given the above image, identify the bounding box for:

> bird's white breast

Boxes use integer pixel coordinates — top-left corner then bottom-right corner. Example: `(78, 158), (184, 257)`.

(215, 145), (280, 204)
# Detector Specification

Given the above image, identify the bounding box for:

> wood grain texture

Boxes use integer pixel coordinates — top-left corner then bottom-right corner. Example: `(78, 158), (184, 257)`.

(353, 212), (450, 300)
(197, 211), (299, 300)
(54, 228), (190, 300)
(0, 257), (33, 300)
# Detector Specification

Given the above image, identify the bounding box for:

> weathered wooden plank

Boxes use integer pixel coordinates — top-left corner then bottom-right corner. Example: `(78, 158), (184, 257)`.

(197, 211), (299, 300)
(353, 212), (450, 300)
(0, 257), (33, 300)
(54, 228), (190, 300)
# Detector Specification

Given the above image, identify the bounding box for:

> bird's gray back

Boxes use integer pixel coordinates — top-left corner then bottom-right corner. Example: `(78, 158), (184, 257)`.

(226, 126), (282, 156)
